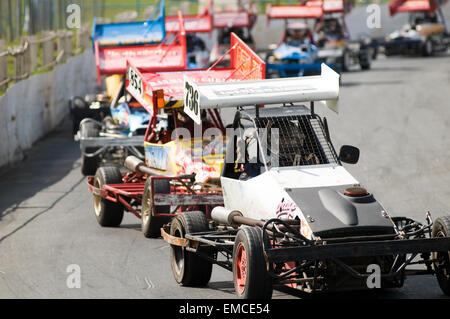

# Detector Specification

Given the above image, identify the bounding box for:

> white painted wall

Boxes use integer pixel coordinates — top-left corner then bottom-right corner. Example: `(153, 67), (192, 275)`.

(0, 50), (96, 168)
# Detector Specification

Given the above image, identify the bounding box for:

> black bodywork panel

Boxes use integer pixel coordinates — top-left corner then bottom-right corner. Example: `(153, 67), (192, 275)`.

(287, 185), (395, 238)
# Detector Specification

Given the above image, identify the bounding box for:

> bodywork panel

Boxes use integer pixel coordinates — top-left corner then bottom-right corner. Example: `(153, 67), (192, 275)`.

(144, 138), (226, 184)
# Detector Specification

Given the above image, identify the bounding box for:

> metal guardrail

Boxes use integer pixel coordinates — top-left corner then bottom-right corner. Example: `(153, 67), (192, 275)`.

(0, 26), (91, 92)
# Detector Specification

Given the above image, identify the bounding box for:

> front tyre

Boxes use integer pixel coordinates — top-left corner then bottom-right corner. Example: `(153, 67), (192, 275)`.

(170, 211), (213, 287)
(233, 227), (273, 299)
(432, 216), (450, 295)
(93, 166), (124, 227)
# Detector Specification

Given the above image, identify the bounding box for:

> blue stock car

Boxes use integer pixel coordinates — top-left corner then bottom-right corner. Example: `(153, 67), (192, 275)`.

(266, 23), (338, 78)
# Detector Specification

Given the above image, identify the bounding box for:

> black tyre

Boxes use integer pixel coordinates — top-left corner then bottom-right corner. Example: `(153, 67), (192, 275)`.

(233, 227), (273, 299)
(341, 49), (351, 72)
(141, 178), (171, 238)
(360, 51), (372, 70)
(432, 216), (450, 295)
(80, 121), (100, 176)
(93, 166), (124, 227)
(372, 44), (379, 60)
(384, 47), (393, 57)
(70, 97), (88, 136)
(170, 211), (213, 287)
(423, 38), (433, 57)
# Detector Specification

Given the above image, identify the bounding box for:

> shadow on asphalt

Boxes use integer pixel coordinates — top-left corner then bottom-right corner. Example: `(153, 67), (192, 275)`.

(120, 223), (142, 231)
(0, 117), (80, 222)
(207, 281), (236, 295)
(345, 65), (421, 74)
(341, 80), (403, 87)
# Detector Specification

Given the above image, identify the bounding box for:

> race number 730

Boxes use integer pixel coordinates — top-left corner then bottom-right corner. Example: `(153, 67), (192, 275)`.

(183, 76), (201, 124)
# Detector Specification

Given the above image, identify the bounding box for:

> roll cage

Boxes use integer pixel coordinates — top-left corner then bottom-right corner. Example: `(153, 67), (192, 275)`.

(222, 105), (340, 180)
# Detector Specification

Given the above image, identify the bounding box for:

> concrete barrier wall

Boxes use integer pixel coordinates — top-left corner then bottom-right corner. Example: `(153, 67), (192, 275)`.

(0, 50), (96, 168)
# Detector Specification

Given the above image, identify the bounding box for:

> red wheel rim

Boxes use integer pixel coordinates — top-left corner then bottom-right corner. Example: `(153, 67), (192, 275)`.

(235, 243), (247, 294)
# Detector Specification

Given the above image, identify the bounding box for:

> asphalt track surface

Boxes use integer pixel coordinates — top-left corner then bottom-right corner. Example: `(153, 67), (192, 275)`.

(0, 52), (450, 299)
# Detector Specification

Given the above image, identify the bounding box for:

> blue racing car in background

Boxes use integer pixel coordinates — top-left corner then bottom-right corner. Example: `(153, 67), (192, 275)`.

(265, 4), (338, 77)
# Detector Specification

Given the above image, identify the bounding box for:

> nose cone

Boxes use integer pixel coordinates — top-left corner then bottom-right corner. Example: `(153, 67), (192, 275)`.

(318, 189), (358, 226)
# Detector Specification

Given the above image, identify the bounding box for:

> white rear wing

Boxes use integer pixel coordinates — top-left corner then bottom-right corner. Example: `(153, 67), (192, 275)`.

(183, 64), (340, 124)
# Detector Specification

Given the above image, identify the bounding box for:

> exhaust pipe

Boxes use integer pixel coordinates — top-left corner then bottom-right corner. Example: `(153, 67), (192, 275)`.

(211, 207), (264, 228)
(125, 156), (196, 180)
(124, 156), (155, 176)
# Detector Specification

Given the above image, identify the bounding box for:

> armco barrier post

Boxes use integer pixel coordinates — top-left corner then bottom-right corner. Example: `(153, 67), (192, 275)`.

(0, 39), (6, 91)
(57, 31), (66, 63)
(28, 36), (38, 73)
(65, 32), (73, 59)
(76, 29), (83, 53)
(78, 26), (90, 52)
(42, 32), (55, 68)
(20, 41), (31, 80)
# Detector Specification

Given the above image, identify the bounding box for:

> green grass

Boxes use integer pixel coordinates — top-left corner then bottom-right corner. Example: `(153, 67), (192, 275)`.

(0, 32), (87, 96)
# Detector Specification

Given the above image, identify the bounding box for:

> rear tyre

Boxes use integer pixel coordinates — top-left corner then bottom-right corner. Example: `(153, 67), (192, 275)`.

(371, 43), (379, 60)
(233, 227), (273, 299)
(384, 47), (393, 57)
(423, 38), (434, 57)
(80, 121), (100, 176)
(141, 178), (171, 238)
(432, 216), (450, 295)
(341, 49), (351, 72)
(170, 211), (213, 287)
(93, 166), (124, 227)
(360, 50), (372, 70)
(70, 97), (88, 136)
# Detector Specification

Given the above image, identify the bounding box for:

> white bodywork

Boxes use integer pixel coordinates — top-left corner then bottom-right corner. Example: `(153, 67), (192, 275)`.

(183, 63), (340, 124)
(182, 64), (345, 239)
(387, 24), (422, 41)
(221, 165), (359, 239)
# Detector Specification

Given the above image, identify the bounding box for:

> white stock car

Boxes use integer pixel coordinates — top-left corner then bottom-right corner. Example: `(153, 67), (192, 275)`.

(162, 64), (450, 299)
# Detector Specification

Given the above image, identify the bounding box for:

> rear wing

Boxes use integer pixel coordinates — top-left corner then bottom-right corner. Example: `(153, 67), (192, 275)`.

(213, 11), (252, 28)
(166, 3), (212, 33)
(92, 0), (166, 47)
(184, 64), (339, 124)
(266, 5), (324, 22)
(125, 32), (266, 117)
(303, 0), (354, 14)
(94, 11), (186, 83)
(389, 0), (438, 15)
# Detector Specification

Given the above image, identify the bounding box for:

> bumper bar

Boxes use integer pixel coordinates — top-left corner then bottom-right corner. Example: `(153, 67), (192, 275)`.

(80, 136), (144, 149)
(265, 237), (450, 263)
